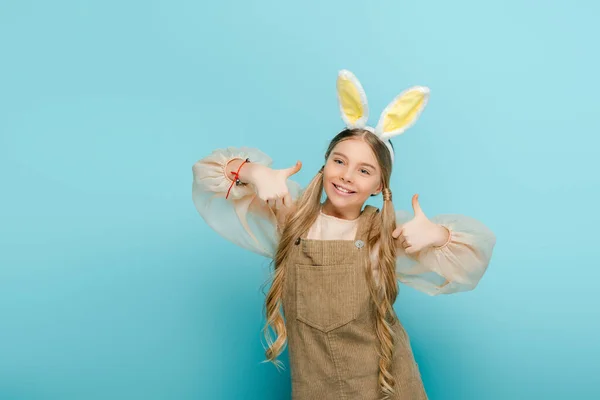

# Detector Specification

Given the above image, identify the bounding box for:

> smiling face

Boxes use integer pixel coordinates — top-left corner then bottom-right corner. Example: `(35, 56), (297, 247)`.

(322, 137), (384, 219)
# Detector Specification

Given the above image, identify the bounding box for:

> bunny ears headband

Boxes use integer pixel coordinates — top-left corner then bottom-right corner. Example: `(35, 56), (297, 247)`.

(336, 69), (430, 164)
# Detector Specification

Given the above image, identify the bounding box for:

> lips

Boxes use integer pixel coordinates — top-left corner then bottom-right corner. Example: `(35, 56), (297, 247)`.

(332, 183), (356, 195)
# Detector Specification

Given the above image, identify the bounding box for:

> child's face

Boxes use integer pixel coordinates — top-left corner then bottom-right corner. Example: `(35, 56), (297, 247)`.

(323, 138), (383, 215)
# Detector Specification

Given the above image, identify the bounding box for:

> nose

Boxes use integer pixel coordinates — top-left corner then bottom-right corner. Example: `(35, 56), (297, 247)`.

(341, 168), (354, 183)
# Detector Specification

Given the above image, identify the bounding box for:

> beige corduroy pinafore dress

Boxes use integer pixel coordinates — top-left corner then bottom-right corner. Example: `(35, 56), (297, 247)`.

(281, 206), (428, 400)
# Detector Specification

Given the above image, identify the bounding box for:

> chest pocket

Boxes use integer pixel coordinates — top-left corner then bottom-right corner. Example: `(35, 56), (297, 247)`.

(295, 264), (357, 332)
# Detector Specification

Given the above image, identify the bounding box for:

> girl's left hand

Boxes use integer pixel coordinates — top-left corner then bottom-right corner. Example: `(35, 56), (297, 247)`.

(392, 194), (450, 255)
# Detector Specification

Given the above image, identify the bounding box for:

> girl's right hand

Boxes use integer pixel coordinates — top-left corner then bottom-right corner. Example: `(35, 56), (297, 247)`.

(245, 161), (302, 210)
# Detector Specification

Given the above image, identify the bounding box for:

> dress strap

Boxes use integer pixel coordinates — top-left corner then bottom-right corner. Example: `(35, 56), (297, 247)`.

(354, 205), (379, 241)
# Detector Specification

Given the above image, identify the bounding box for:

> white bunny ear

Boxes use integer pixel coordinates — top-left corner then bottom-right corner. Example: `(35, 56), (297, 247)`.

(336, 70), (369, 129)
(375, 86), (430, 140)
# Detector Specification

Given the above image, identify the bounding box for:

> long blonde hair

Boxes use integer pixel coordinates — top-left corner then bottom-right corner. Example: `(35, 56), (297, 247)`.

(263, 129), (399, 399)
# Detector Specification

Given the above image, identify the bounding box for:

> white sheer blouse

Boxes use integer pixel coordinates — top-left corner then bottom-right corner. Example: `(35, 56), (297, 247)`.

(192, 147), (496, 296)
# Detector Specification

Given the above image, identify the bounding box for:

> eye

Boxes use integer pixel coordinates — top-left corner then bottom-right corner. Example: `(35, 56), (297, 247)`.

(334, 159), (344, 164)
(360, 168), (371, 175)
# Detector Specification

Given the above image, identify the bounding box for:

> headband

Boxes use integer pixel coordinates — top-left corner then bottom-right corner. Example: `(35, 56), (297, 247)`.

(336, 69), (430, 164)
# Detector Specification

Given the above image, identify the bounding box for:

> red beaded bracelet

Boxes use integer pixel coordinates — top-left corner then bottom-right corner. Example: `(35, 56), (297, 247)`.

(226, 158), (250, 199)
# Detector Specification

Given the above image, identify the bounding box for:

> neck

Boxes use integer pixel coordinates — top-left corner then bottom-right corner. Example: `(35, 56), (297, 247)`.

(321, 199), (362, 220)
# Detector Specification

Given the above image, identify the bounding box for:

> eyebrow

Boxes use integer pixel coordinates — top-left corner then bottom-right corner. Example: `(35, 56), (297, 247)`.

(331, 151), (378, 171)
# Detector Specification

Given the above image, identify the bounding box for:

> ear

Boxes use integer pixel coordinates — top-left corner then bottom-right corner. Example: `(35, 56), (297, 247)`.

(337, 69), (369, 129)
(375, 86), (430, 140)
(371, 182), (383, 196)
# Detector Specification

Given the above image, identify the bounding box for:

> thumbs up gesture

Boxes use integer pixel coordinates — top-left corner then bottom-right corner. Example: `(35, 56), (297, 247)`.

(246, 161), (302, 210)
(392, 194), (451, 254)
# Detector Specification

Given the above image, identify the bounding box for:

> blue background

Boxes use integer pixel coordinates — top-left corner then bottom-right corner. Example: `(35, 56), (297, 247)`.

(1, 0), (598, 399)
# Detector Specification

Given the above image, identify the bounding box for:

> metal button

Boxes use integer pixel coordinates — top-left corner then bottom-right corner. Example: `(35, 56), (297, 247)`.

(355, 240), (365, 249)
(294, 238), (301, 245)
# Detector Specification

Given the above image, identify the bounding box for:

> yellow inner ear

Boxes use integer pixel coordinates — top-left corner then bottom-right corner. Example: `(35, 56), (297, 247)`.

(383, 90), (425, 133)
(337, 77), (364, 123)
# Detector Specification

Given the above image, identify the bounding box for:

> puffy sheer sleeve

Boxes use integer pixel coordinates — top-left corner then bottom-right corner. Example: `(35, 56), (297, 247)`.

(192, 147), (302, 259)
(394, 210), (497, 296)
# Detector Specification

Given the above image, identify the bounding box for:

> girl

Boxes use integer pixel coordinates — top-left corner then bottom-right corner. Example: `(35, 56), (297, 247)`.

(192, 70), (496, 400)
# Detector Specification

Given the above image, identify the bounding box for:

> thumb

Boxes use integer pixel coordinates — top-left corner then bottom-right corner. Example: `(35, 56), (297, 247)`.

(284, 160), (302, 177)
(412, 194), (425, 216)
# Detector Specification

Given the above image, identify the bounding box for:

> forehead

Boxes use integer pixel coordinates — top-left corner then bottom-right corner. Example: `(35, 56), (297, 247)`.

(330, 138), (378, 166)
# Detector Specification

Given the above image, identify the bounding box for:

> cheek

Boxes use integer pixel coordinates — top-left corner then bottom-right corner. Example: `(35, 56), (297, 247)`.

(322, 170), (333, 189)
(323, 165), (337, 182)
(360, 177), (381, 194)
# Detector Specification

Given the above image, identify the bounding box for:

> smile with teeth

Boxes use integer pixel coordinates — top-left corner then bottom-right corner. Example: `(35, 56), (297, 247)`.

(333, 183), (356, 194)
